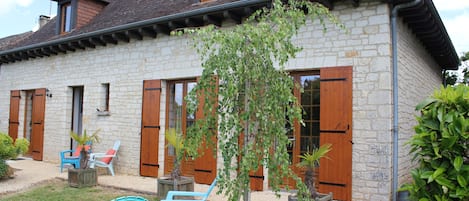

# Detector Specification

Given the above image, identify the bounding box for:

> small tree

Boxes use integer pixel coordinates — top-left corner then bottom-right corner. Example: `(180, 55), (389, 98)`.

(165, 128), (185, 180)
(401, 85), (469, 200)
(296, 144), (332, 199)
(70, 129), (100, 169)
(182, 0), (344, 200)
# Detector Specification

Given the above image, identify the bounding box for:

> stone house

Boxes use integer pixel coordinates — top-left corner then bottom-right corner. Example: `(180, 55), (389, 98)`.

(0, 0), (459, 200)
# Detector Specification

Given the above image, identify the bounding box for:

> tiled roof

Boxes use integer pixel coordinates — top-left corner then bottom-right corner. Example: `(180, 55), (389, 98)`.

(0, 0), (460, 69)
(0, 31), (34, 51)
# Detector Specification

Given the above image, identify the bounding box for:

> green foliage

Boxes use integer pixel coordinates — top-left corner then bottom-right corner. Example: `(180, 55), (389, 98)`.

(165, 128), (185, 180)
(13, 138), (30, 159)
(0, 159), (8, 178)
(0, 180), (158, 201)
(181, 0), (344, 200)
(296, 144), (332, 199)
(70, 129), (100, 169)
(0, 133), (16, 160)
(402, 85), (469, 200)
(0, 133), (30, 160)
(297, 144), (332, 170)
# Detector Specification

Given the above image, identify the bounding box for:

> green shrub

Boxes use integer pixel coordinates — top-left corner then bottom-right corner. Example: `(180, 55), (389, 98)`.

(0, 133), (30, 160)
(13, 138), (30, 159)
(402, 85), (469, 200)
(0, 159), (8, 178)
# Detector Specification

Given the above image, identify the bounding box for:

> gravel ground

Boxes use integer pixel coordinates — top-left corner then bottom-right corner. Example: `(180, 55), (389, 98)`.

(0, 158), (293, 200)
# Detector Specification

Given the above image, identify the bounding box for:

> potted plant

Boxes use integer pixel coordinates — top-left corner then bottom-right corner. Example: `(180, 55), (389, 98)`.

(68, 129), (100, 188)
(157, 128), (194, 198)
(289, 144), (333, 201)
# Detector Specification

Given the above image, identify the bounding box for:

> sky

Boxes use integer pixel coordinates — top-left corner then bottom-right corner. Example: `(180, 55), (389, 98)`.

(0, 0), (468, 55)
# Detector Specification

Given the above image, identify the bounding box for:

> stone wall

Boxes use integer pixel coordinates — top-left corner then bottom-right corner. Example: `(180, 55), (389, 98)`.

(396, 17), (442, 185)
(0, 0), (444, 200)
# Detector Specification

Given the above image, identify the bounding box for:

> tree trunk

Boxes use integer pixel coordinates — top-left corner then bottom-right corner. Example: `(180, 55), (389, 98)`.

(304, 168), (318, 199)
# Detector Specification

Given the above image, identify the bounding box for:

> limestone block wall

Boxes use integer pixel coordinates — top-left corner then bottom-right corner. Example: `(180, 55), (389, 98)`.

(0, 34), (202, 177)
(286, 1), (394, 200)
(396, 17), (442, 185)
(0, 0), (444, 200)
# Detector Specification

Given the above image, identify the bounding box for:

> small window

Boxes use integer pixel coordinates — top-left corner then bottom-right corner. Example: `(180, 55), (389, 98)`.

(61, 3), (72, 33)
(102, 83), (110, 111)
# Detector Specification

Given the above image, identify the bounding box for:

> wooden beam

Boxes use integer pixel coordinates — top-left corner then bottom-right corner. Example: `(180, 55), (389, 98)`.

(139, 27), (157, 38)
(59, 44), (74, 52)
(224, 11), (242, 24)
(168, 21), (184, 30)
(35, 49), (49, 57)
(90, 37), (106, 46)
(203, 15), (221, 27)
(185, 18), (204, 27)
(50, 45), (65, 54)
(101, 35), (118, 45)
(79, 40), (96, 48)
(154, 24), (170, 35)
(112, 32), (129, 43)
(126, 30), (143, 40)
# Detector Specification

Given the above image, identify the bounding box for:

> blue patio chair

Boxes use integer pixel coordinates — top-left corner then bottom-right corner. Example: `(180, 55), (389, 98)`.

(59, 141), (92, 172)
(111, 196), (148, 201)
(161, 177), (217, 201)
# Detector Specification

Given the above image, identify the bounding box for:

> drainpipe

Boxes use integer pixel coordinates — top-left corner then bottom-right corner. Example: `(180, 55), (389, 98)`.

(390, 0), (422, 201)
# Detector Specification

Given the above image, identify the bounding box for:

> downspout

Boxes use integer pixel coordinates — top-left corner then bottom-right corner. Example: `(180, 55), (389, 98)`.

(390, 0), (422, 201)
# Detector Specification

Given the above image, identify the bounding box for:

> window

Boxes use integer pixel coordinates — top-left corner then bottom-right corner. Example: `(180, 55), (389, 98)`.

(60, 2), (72, 33)
(166, 80), (196, 155)
(96, 83), (110, 115)
(101, 83), (110, 111)
(164, 79), (197, 175)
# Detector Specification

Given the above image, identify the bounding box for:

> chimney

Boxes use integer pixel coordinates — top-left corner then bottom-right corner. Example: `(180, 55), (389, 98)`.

(39, 15), (51, 29)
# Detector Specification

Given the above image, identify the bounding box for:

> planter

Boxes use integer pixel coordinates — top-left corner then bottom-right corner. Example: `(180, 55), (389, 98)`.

(288, 192), (333, 201)
(68, 168), (97, 188)
(157, 176), (194, 199)
(397, 190), (410, 201)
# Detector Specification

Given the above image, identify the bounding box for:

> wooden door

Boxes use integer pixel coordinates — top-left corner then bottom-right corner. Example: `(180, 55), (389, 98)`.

(8, 90), (21, 141)
(140, 80), (161, 177)
(318, 66), (352, 201)
(164, 80), (197, 177)
(194, 77), (218, 184)
(31, 88), (46, 161)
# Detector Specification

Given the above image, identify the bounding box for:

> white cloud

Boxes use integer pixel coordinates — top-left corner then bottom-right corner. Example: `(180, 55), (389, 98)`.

(433, 0), (469, 11)
(442, 13), (469, 54)
(0, 0), (34, 15)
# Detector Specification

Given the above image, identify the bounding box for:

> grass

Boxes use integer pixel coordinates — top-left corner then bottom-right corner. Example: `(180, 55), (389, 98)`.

(0, 179), (159, 201)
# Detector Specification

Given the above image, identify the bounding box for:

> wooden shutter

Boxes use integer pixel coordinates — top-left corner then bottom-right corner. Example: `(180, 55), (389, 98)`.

(140, 80), (161, 177)
(194, 77), (218, 184)
(31, 88), (46, 161)
(9, 90), (21, 141)
(318, 66), (352, 201)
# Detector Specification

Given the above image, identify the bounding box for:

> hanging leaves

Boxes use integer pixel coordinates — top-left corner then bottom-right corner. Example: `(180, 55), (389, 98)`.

(182, 0), (344, 200)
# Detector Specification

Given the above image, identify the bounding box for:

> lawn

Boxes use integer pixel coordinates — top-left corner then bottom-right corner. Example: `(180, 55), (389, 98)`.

(0, 179), (159, 201)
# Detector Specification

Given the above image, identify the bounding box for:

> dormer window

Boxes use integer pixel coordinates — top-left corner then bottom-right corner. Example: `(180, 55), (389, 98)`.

(54, 0), (107, 35)
(61, 3), (72, 33)
(55, 0), (76, 34)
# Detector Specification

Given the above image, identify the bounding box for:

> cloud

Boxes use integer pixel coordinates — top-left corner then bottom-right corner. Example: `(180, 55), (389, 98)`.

(443, 13), (469, 54)
(433, 0), (469, 11)
(0, 0), (33, 15)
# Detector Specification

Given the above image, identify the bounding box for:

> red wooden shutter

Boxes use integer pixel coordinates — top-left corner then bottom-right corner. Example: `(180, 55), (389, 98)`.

(318, 66), (353, 201)
(194, 77), (218, 184)
(140, 80), (161, 177)
(9, 90), (21, 141)
(31, 88), (46, 161)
